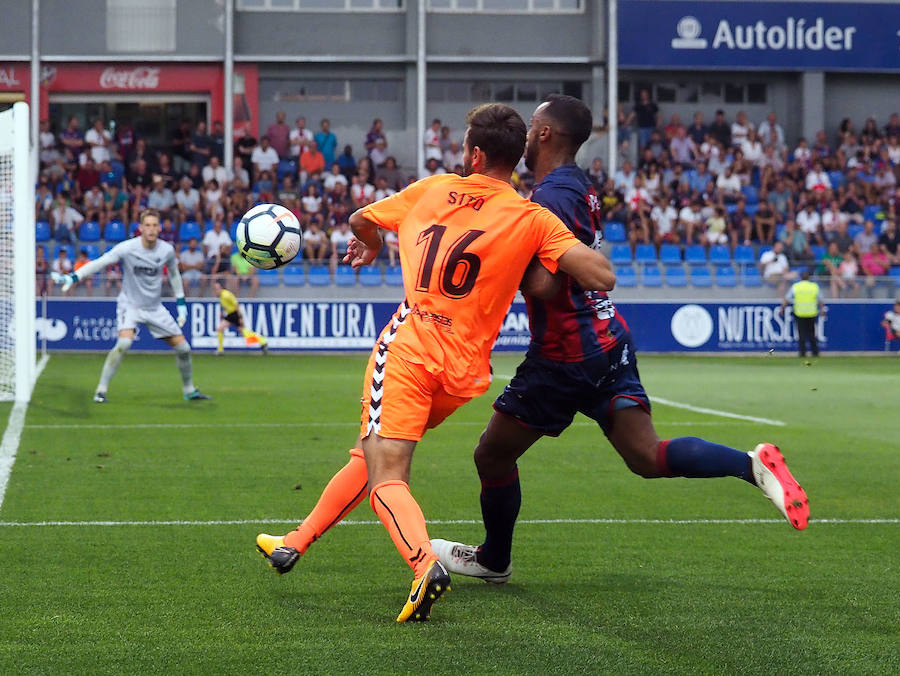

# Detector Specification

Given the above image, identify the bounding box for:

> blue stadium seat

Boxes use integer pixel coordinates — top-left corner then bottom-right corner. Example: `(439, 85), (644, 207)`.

(863, 205), (883, 222)
(129, 221), (141, 236)
(257, 268), (280, 287)
(726, 203), (738, 215)
(684, 244), (707, 265)
(659, 243), (681, 264)
(203, 219), (214, 233)
(282, 265), (305, 286)
(276, 159), (297, 180)
(714, 265), (737, 287)
(690, 266), (712, 287)
(78, 221), (101, 242)
(104, 220), (126, 242)
(615, 265), (636, 287)
(358, 266), (382, 286)
(179, 221), (202, 242)
(741, 185), (759, 205)
(609, 244), (632, 264)
(708, 245), (731, 264)
(733, 245), (755, 265)
(828, 171), (844, 189)
(665, 265), (687, 287)
(742, 266), (762, 287)
(335, 266), (356, 287)
(384, 265), (403, 286)
(307, 264), (331, 286)
(642, 264), (662, 287)
(810, 245), (826, 261)
(847, 224), (864, 240)
(230, 220), (240, 241)
(745, 204), (759, 216)
(758, 245), (772, 259)
(35, 220), (51, 242)
(604, 222), (626, 243)
(81, 244), (101, 260)
(54, 244), (75, 260)
(634, 243), (657, 263)
(889, 266), (900, 278)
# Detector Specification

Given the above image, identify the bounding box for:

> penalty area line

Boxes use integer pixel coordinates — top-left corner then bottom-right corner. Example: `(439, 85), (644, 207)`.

(0, 517), (895, 527)
(0, 355), (50, 511)
(493, 374), (785, 427)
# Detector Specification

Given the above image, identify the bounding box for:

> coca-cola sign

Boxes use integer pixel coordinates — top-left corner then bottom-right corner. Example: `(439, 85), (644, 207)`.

(99, 66), (160, 89)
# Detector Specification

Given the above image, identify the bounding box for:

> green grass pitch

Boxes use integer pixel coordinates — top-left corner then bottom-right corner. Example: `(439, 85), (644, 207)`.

(1, 353), (897, 674)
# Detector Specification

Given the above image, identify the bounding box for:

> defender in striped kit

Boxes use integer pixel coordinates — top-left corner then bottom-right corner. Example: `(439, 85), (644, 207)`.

(256, 103), (615, 622)
(431, 96), (809, 587)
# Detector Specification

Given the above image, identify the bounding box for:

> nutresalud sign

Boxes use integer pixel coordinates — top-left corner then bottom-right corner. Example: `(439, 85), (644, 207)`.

(37, 299), (893, 353)
(619, 1), (900, 71)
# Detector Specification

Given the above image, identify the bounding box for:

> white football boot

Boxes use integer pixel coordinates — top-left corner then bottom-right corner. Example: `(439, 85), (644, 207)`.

(431, 539), (512, 584)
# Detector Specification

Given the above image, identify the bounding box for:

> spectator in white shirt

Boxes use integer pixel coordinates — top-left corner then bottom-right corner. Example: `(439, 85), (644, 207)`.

(84, 119), (112, 165)
(759, 241), (796, 294)
(613, 161), (636, 192)
(716, 165), (743, 203)
(793, 138), (811, 165)
(231, 156), (250, 190)
(50, 192), (84, 242)
(805, 161), (832, 192)
(373, 176), (396, 202)
(202, 216), (233, 262)
(424, 118), (442, 163)
(369, 138), (389, 168)
(678, 200), (704, 244)
(443, 141), (464, 172)
(757, 112), (786, 153)
(202, 156), (228, 185)
(651, 197), (679, 245)
(730, 111), (753, 148)
(39, 120), (59, 165)
(323, 163), (349, 191)
(289, 116), (314, 159)
(251, 136), (280, 179)
(740, 129), (764, 167)
(329, 221), (354, 274)
(795, 203), (823, 244)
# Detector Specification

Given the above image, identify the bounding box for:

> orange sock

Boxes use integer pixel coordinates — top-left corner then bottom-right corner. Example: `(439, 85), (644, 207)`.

(283, 448), (368, 554)
(370, 480), (435, 577)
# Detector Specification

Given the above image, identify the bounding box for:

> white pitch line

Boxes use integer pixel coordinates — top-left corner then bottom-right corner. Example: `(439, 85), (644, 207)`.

(0, 517), (895, 527)
(0, 355), (50, 510)
(493, 374), (785, 427)
(23, 420), (744, 430)
(649, 397), (786, 427)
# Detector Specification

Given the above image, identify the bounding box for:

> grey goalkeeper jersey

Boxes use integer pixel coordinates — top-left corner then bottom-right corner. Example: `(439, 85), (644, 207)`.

(76, 238), (181, 309)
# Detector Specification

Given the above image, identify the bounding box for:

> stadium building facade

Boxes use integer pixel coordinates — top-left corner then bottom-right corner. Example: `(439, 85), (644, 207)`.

(0, 0), (897, 171)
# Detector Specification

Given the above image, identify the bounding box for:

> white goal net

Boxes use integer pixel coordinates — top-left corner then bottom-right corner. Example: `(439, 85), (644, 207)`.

(0, 103), (35, 402)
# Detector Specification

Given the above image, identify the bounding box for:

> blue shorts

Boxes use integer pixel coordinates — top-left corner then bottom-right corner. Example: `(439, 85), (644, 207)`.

(493, 336), (649, 437)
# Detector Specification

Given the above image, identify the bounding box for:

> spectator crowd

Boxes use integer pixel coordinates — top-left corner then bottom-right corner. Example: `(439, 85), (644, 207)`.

(34, 99), (900, 298)
(35, 111), (469, 297)
(588, 92), (900, 296)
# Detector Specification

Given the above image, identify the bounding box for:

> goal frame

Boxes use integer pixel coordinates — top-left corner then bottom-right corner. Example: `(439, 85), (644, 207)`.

(1, 102), (36, 402)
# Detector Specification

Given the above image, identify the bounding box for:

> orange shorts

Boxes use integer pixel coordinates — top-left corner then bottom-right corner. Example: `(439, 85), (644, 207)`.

(359, 341), (471, 442)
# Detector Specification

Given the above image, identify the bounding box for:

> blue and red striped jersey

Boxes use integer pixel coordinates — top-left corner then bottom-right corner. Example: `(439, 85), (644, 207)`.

(525, 164), (629, 361)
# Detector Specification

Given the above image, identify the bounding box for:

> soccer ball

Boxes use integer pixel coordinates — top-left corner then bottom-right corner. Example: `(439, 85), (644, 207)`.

(235, 203), (302, 270)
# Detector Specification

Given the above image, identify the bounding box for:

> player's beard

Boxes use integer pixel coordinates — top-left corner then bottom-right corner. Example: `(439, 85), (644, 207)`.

(523, 142), (537, 172)
(462, 157), (473, 177)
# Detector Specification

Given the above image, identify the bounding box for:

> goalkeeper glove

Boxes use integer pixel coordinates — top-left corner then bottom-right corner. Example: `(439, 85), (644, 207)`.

(176, 297), (188, 327)
(50, 271), (78, 293)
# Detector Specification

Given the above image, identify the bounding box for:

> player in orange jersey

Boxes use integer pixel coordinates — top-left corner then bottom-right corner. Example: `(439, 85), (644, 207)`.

(256, 103), (615, 622)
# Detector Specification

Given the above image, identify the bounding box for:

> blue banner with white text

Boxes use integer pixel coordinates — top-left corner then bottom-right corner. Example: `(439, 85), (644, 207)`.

(619, 1), (900, 71)
(37, 299), (894, 353)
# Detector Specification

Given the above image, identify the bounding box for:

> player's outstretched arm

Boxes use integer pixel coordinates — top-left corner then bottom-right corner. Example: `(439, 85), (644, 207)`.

(345, 210), (383, 268)
(51, 249), (120, 292)
(556, 243), (615, 291)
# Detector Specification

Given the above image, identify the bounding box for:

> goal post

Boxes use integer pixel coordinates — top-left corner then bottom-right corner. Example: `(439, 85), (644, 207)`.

(0, 102), (36, 403)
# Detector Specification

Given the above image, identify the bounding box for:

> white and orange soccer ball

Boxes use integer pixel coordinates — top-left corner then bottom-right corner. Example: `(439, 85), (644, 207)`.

(235, 203), (303, 270)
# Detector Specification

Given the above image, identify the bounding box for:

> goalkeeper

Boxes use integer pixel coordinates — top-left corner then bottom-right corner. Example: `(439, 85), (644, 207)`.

(213, 280), (268, 355)
(52, 208), (211, 403)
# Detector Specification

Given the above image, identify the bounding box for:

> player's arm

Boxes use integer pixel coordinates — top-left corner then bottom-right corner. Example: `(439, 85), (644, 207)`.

(166, 250), (189, 326)
(556, 243), (615, 292)
(346, 210), (384, 268)
(519, 257), (563, 300)
(51, 248), (120, 291)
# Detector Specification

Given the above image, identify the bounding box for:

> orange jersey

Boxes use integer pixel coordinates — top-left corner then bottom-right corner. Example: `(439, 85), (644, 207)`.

(360, 172), (579, 398)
